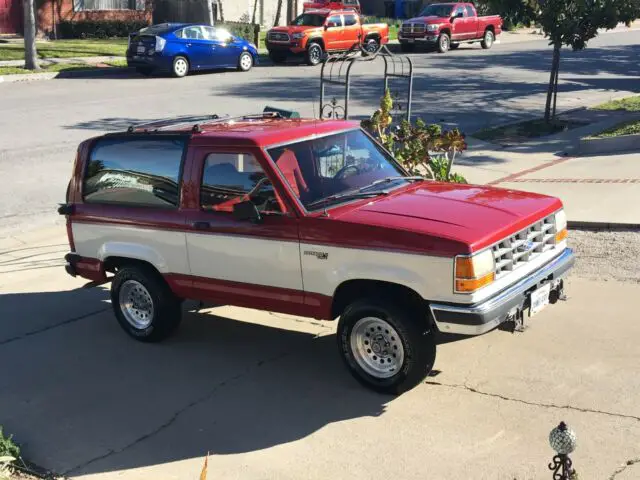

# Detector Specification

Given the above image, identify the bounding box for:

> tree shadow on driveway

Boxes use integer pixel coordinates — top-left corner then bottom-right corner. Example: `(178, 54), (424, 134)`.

(0, 286), (394, 477)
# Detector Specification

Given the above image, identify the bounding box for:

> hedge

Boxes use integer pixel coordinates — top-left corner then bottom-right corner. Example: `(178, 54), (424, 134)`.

(58, 19), (260, 46)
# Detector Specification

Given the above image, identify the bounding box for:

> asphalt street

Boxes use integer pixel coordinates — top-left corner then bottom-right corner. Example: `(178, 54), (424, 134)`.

(0, 29), (639, 237)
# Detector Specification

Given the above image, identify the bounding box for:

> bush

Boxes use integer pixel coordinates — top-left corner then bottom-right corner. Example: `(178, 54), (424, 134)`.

(58, 19), (150, 39)
(0, 427), (19, 461)
(361, 16), (400, 26)
(217, 21), (260, 46)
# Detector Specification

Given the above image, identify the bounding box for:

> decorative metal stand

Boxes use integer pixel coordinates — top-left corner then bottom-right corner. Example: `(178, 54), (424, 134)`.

(319, 43), (414, 121)
(548, 422), (578, 480)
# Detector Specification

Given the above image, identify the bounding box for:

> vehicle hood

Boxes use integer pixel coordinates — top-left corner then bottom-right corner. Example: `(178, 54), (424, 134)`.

(269, 25), (321, 34)
(405, 16), (449, 25)
(336, 182), (563, 252)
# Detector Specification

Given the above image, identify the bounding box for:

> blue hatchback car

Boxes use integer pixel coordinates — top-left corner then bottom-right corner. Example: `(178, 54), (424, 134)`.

(127, 23), (258, 77)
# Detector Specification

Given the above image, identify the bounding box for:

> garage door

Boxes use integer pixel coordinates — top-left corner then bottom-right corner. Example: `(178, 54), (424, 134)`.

(0, 0), (22, 34)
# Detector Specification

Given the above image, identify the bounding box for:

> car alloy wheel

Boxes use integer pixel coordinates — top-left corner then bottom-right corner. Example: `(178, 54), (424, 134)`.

(482, 30), (494, 49)
(438, 33), (450, 53)
(119, 279), (155, 330)
(350, 317), (405, 378)
(239, 52), (253, 71)
(173, 56), (189, 77)
(307, 43), (322, 66)
(363, 38), (380, 55)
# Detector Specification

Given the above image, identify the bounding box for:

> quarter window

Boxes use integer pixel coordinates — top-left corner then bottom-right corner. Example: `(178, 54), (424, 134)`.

(200, 152), (281, 213)
(83, 137), (186, 207)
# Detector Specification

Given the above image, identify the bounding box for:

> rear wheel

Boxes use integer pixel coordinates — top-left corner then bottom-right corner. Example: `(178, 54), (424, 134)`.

(362, 37), (380, 56)
(268, 51), (287, 64)
(238, 51), (253, 71)
(172, 55), (189, 77)
(306, 42), (323, 66)
(400, 42), (415, 53)
(111, 265), (182, 342)
(437, 33), (450, 53)
(337, 298), (436, 395)
(481, 29), (495, 49)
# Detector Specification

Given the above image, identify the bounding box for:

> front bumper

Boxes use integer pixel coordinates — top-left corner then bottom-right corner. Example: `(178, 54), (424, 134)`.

(399, 35), (439, 44)
(265, 42), (306, 55)
(429, 248), (575, 336)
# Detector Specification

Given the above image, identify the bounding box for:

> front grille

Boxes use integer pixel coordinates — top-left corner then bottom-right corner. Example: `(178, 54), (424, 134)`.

(268, 32), (291, 42)
(492, 214), (557, 279)
(401, 23), (426, 34)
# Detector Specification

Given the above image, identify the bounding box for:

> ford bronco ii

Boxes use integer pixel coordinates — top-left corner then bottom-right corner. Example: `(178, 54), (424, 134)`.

(60, 112), (574, 394)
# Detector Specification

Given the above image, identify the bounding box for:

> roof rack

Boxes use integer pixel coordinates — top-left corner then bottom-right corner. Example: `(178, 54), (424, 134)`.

(126, 108), (301, 134)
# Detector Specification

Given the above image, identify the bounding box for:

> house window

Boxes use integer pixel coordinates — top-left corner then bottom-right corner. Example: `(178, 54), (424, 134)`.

(74, 0), (145, 11)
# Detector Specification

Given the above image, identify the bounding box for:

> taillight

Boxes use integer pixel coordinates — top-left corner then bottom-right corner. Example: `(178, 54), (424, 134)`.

(155, 36), (166, 52)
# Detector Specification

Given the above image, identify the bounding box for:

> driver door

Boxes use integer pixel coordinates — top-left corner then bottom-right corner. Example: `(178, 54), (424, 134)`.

(324, 14), (344, 51)
(184, 147), (304, 312)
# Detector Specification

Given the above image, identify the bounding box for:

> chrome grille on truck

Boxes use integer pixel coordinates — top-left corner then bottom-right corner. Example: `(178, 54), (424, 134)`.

(268, 32), (290, 42)
(401, 23), (425, 34)
(492, 214), (557, 279)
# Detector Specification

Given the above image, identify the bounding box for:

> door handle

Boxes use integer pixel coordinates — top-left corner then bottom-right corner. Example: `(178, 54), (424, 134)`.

(186, 43), (192, 47)
(192, 221), (210, 230)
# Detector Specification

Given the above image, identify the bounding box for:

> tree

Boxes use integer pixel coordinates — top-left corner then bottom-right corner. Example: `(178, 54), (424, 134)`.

(251, 0), (259, 24)
(22, 0), (39, 71)
(539, 0), (640, 122)
(205, 0), (214, 26)
(274, 0), (283, 26)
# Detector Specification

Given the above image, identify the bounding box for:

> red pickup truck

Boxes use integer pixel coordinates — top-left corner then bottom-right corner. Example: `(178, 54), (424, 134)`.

(266, 9), (389, 65)
(399, 2), (503, 53)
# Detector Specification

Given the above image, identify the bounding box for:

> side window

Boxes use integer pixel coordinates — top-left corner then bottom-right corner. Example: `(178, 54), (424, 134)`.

(182, 26), (204, 40)
(326, 15), (343, 27)
(83, 137), (185, 207)
(455, 6), (465, 17)
(200, 152), (281, 213)
(465, 5), (475, 17)
(343, 14), (357, 26)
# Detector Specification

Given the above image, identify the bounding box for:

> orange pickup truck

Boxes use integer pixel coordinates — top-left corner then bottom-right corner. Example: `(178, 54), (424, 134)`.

(266, 9), (389, 66)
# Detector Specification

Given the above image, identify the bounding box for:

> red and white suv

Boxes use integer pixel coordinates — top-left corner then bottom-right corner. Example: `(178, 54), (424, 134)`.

(60, 112), (574, 394)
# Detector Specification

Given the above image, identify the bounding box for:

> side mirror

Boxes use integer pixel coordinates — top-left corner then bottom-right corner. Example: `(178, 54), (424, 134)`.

(324, 24), (329, 30)
(233, 200), (262, 223)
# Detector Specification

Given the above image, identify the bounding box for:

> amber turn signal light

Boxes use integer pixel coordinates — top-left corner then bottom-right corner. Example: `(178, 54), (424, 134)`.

(455, 272), (496, 293)
(555, 228), (568, 243)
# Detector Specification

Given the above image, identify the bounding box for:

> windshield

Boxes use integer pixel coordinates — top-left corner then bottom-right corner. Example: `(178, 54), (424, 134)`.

(419, 4), (454, 17)
(291, 13), (327, 26)
(267, 129), (411, 211)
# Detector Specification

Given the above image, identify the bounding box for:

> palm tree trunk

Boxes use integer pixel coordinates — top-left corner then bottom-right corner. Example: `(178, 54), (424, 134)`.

(251, 0), (259, 24)
(274, 0), (283, 26)
(544, 43), (561, 123)
(205, 0), (214, 25)
(23, 0), (40, 71)
(218, 0), (225, 22)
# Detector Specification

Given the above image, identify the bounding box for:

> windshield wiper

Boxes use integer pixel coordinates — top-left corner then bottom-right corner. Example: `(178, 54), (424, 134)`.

(307, 190), (389, 211)
(358, 176), (424, 192)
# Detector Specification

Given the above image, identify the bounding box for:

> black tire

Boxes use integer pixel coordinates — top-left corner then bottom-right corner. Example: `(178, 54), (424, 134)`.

(337, 299), (436, 395)
(400, 42), (415, 53)
(136, 66), (154, 76)
(306, 42), (323, 66)
(238, 51), (253, 72)
(481, 29), (495, 49)
(362, 37), (380, 56)
(111, 265), (182, 343)
(437, 33), (450, 53)
(268, 51), (287, 64)
(172, 55), (189, 78)
(450, 42), (460, 50)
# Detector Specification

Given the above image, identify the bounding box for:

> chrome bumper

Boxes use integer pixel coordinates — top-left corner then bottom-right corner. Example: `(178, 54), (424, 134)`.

(430, 248), (575, 336)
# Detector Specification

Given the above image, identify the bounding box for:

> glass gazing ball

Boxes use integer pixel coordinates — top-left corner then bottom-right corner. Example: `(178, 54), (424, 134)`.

(549, 422), (577, 455)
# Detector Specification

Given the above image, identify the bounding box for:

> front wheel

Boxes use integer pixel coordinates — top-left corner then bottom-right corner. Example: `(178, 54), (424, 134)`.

(437, 33), (450, 53)
(306, 42), (323, 66)
(111, 265), (182, 342)
(238, 51), (254, 72)
(172, 55), (189, 77)
(481, 30), (495, 49)
(337, 299), (436, 395)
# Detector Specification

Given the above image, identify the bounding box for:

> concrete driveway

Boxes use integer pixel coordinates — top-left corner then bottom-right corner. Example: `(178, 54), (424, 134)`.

(1, 227), (639, 480)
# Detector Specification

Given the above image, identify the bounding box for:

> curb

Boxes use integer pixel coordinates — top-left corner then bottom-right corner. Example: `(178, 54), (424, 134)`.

(0, 66), (133, 83)
(578, 132), (640, 155)
(568, 221), (640, 231)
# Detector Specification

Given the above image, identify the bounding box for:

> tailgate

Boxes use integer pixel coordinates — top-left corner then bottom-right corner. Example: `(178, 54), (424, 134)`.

(128, 34), (156, 55)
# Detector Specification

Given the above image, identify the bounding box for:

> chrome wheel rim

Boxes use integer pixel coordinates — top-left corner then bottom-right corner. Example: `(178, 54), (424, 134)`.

(485, 31), (493, 46)
(440, 35), (449, 51)
(365, 40), (379, 53)
(119, 280), (154, 329)
(174, 58), (188, 76)
(350, 317), (405, 379)
(240, 53), (252, 70)
(309, 45), (321, 63)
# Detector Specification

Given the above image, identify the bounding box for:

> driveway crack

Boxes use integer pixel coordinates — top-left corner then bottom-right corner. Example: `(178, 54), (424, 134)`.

(609, 457), (640, 480)
(425, 381), (640, 422)
(64, 340), (317, 477)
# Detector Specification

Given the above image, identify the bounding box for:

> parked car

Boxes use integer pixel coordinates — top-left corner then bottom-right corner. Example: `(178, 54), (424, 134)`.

(266, 9), (389, 65)
(126, 23), (258, 77)
(398, 2), (503, 53)
(303, 0), (361, 14)
(59, 110), (574, 395)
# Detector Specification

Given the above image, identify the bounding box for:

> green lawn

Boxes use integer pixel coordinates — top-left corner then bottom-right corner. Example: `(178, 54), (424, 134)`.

(0, 58), (127, 75)
(593, 95), (640, 112)
(594, 119), (640, 138)
(0, 39), (127, 61)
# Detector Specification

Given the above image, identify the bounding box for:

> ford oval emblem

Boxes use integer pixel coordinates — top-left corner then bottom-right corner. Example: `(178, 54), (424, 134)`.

(517, 240), (534, 253)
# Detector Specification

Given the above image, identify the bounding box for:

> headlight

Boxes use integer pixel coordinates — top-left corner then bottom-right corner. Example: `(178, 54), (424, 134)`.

(454, 249), (495, 293)
(155, 36), (166, 52)
(292, 33), (305, 39)
(426, 24), (439, 32)
(249, 42), (257, 49)
(555, 209), (568, 243)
